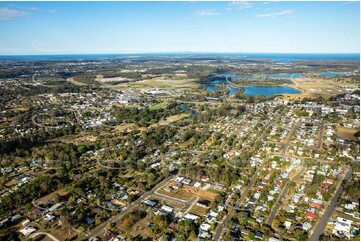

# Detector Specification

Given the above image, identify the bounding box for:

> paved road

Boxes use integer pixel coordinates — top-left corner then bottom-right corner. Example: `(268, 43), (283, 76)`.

(29, 232), (59, 241)
(266, 161), (306, 226)
(309, 166), (352, 241)
(213, 154), (269, 241)
(81, 176), (174, 240)
(317, 120), (325, 149)
(281, 124), (298, 156)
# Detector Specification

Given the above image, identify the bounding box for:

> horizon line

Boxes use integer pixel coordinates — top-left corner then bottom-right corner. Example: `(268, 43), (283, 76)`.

(0, 52), (360, 57)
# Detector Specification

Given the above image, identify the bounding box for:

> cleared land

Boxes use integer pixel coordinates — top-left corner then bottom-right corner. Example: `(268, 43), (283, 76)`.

(34, 189), (68, 204)
(101, 76), (199, 90)
(282, 77), (343, 100)
(67, 77), (88, 86)
(149, 195), (185, 210)
(336, 126), (359, 141)
(188, 205), (209, 216)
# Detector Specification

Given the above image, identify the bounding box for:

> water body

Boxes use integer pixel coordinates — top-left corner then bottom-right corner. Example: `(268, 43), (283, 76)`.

(207, 79), (238, 96)
(205, 85), (220, 92)
(0, 53), (359, 61)
(243, 86), (301, 97)
(178, 104), (198, 115)
(319, 72), (350, 77)
(250, 73), (304, 79)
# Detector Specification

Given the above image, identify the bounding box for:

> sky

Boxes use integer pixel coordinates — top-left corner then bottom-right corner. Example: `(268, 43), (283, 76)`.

(0, 1), (359, 55)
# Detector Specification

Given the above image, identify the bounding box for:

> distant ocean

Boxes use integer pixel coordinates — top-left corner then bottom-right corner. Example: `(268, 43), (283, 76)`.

(0, 53), (359, 61)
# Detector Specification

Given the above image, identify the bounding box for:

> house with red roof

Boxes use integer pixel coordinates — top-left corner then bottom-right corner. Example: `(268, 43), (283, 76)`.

(309, 202), (321, 209)
(305, 212), (319, 221)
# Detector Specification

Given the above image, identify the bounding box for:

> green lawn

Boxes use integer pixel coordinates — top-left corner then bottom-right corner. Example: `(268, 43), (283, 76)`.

(149, 102), (169, 110)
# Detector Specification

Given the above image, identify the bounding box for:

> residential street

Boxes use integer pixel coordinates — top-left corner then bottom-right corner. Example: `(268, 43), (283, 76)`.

(309, 166), (352, 240)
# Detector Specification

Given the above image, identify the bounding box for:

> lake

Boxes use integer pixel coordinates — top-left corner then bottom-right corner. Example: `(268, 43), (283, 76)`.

(243, 86), (301, 96)
(319, 72), (350, 77)
(206, 79), (238, 96)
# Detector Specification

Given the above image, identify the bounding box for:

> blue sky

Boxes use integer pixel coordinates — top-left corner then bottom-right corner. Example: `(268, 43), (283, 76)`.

(0, 1), (359, 54)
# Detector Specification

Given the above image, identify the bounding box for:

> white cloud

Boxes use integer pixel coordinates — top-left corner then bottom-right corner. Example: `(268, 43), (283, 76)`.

(28, 7), (39, 11)
(256, 9), (293, 18)
(47, 10), (56, 13)
(195, 9), (221, 17)
(229, 1), (253, 10)
(0, 7), (27, 20)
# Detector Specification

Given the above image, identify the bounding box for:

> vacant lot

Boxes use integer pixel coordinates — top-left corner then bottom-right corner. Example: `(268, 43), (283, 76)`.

(129, 214), (153, 240)
(149, 195), (184, 210)
(188, 205), (208, 216)
(158, 180), (219, 204)
(336, 126), (359, 141)
(34, 188), (68, 204)
(157, 188), (194, 202)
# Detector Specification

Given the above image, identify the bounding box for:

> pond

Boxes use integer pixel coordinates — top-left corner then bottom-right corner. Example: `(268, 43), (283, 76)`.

(243, 86), (301, 97)
(178, 104), (198, 115)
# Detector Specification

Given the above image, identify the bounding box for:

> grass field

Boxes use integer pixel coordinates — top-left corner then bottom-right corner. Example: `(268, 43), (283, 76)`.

(67, 77), (88, 86)
(149, 113), (189, 128)
(34, 188), (68, 204)
(50, 132), (98, 144)
(336, 126), (359, 141)
(149, 102), (169, 111)
(101, 76), (199, 90)
(282, 77), (344, 100)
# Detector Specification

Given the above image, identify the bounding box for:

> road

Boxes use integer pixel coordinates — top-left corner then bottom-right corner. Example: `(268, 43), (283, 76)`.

(281, 124), (298, 156)
(29, 232), (59, 241)
(317, 120), (325, 149)
(81, 176), (174, 240)
(309, 166), (352, 241)
(213, 154), (269, 241)
(266, 161), (306, 226)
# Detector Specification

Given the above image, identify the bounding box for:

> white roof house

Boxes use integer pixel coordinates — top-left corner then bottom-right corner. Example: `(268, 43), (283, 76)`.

(19, 227), (37, 236)
(200, 223), (211, 231)
(193, 182), (202, 188)
(161, 205), (174, 213)
(184, 213), (199, 221)
(333, 217), (353, 239)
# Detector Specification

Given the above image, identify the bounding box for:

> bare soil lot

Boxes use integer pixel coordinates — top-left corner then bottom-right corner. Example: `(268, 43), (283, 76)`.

(188, 205), (208, 216)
